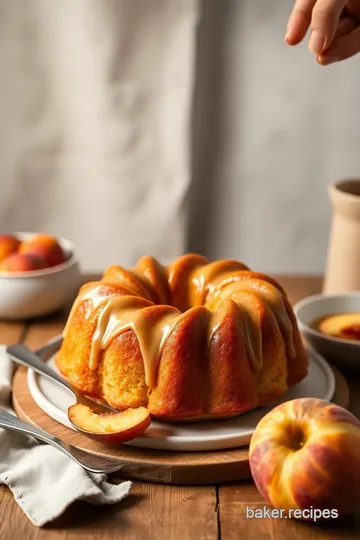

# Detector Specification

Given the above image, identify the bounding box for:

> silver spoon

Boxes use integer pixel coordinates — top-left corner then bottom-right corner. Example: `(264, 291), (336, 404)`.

(7, 343), (77, 401)
(33, 333), (64, 360)
(0, 408), (123, 474)
(6, 344), (116, 438)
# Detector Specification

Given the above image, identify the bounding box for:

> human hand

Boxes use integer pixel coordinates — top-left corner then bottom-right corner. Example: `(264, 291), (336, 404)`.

(286, 0), (360, 65)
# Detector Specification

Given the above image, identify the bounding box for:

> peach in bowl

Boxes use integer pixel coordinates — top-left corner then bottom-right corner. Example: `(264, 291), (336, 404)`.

(294, 292), (360, 371)
(0, 232), (81, 319)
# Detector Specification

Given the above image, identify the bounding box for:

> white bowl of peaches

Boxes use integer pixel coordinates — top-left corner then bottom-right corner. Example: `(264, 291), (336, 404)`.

(0, 232), (81, 319)
(294, 292), (360, 371)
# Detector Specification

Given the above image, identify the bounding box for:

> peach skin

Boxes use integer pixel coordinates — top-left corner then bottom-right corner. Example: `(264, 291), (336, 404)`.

(0, 234), (21, 263)
(19, 234), (67, 267)
(249, 398), (360, 519)
(0, 253), (48, 272)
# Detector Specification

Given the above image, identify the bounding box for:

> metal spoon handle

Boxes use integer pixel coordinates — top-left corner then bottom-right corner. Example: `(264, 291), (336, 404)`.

(6, 344), (74, 396)
(0, 408), (66, 452)
(0, 409), (122, 474)
(35, 334), (63, 360)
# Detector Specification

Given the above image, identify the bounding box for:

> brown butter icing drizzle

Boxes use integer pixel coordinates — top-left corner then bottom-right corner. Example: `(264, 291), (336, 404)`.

(65, 261), (296, 389)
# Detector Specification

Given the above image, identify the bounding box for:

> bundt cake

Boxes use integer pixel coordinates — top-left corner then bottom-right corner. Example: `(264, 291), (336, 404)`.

(56, 254), (308, 421)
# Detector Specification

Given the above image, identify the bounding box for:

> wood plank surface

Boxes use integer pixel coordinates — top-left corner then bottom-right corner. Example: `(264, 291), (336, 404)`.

(0, 483), (218, 540)
(218, 482), (360, 540)
(23, 311), (66, 350)
(0, 321), (25, 345)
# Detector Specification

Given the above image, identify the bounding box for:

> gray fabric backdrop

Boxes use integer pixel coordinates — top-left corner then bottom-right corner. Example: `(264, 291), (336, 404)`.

(1, 0), (359, 273)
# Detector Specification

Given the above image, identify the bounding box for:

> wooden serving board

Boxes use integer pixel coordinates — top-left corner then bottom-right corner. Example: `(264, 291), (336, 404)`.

(12, 366), (349, 485)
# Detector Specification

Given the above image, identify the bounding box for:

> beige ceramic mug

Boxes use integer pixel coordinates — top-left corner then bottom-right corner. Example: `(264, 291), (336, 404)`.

(323, 179), (360, 294)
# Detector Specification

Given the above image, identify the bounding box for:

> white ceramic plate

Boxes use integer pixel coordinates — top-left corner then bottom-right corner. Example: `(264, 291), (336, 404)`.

(28, 348), (335, 451)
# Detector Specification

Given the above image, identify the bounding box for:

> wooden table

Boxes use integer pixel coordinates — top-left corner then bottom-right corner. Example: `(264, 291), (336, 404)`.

(0, 275), (360, 539)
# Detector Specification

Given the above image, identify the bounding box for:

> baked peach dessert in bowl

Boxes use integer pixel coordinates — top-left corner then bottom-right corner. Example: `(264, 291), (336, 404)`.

(0, 232), (81, 319)
(294, 292), (360, 370)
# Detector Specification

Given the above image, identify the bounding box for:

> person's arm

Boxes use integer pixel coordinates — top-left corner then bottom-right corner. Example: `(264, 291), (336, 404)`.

(286, 0), (360, 65)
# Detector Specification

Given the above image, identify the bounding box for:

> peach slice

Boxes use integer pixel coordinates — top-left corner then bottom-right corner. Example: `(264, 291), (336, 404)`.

(319, 313), (360, 341)
(68, 403), (151, 443)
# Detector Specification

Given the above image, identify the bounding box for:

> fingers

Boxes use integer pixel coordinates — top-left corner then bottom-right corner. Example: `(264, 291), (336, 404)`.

(286, 0), (317, 45)
(286, 0), (347, 50)
(316, 15), (357, 63)
(286, 0), (360, 65)
(347, 0), (360, 23)
(308, 0), (348, 53)
(318, 26), (360, 63)
(334, 14), (358, 37)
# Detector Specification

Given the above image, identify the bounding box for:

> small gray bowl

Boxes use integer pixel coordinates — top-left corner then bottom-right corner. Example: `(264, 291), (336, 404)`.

(294, 292), (360, 371)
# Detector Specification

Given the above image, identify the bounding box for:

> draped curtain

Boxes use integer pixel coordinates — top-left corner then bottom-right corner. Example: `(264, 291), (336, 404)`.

(0, 0), (200, 271)
(2, 0), (360, 274)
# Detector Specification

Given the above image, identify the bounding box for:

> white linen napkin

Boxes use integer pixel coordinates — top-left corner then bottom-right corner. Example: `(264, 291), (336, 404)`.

(0, 345), (132, 527)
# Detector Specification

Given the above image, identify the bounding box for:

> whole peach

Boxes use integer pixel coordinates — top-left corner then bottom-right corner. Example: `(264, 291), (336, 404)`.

(249, 398), (360, 520)
(0, 234), (21, 263)
(19, 234), (67, 267)
(0, 253), (48, 272)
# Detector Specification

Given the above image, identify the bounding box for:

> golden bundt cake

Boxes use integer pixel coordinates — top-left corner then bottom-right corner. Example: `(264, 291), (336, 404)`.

(56, 254), (308, 421)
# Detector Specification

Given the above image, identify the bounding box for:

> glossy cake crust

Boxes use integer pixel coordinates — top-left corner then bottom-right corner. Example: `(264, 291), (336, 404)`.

(56, 254), (308, 421)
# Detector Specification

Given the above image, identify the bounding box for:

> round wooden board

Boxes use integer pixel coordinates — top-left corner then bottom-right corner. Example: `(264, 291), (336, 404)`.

(12, 365), (350, 485)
